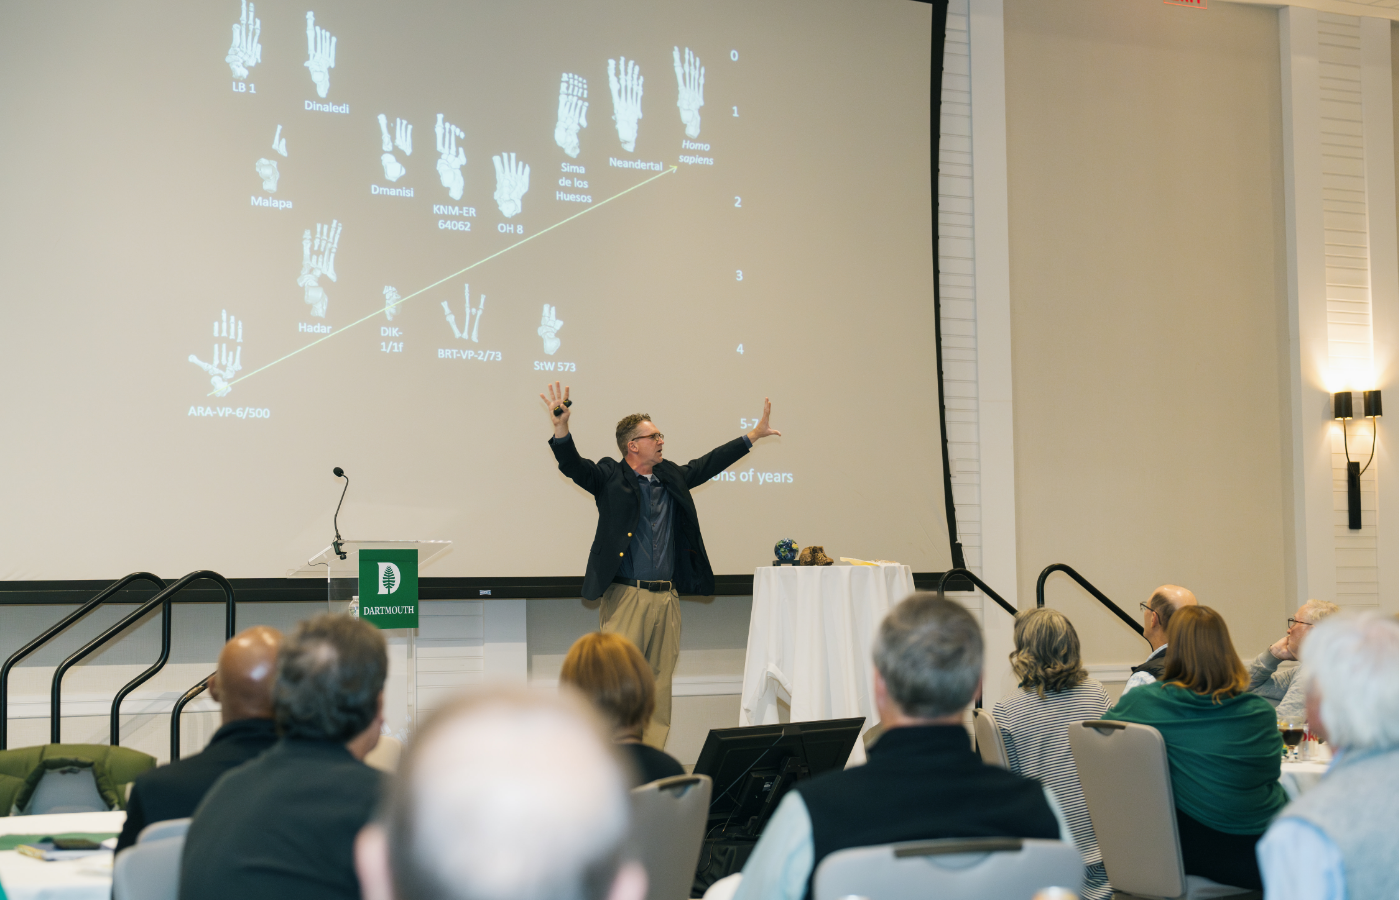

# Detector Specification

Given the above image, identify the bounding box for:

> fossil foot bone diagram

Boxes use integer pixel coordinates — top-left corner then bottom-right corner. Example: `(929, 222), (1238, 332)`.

(492, 153), (530, 218)
(304, 11), (336, 98)
(298, 220), (341, 318)
(554, 74), (588, 158)
(378, 114), (413, 182)
(442, 285), (485, 342)
(226, 0), (261, 79)
(608, 57), (643, 152)
(673, 47), (704, 138)
(537, 304), (563, 355)
(190, 310), (244, 396)
(435, 114), (467, 200)
(255, 158), (279, 192)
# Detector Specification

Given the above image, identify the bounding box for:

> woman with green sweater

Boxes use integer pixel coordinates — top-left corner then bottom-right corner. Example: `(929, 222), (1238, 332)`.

(1104, 605), (1286, 891)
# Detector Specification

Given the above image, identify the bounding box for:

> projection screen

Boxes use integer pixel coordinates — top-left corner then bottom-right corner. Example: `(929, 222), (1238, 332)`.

(0, 0), (953, 581)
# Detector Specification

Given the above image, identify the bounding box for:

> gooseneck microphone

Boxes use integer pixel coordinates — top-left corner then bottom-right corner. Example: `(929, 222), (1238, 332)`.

(332, 467), (349, 560)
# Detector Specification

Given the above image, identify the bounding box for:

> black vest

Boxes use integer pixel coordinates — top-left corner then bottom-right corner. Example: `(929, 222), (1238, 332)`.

(1131, 649), (1167, 679)
(795, 725), (1061, 900)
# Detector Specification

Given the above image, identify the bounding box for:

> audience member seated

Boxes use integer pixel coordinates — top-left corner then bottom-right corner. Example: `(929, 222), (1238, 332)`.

(1245, 598), (1339, 723)
(993, 608), (1111, 900)
(354, 689), (646, 900)
(116, 626), (281, 851)
(1104, 605), (1285, 891)
(560, 631), (685, 786)
(180, 614), (387, 900)
(1119, 584), (1196, 696)
(1257, 611), (1398, 900)
(729, 593), (1070, 900)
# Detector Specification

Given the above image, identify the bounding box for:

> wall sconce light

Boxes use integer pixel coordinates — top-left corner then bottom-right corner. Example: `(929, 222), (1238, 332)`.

(1334, 390), (1382, 530)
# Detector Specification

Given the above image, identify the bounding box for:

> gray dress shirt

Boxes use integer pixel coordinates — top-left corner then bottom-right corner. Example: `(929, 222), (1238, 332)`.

(617, 471), (674, 582)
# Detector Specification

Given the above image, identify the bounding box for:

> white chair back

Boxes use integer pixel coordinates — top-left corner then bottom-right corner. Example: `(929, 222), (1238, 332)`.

(629, 774), (712, 900)
(113, 834), (184, 900)
(813, 837), (1083, 900)
(136, 818), (191, 844)
(1067, 720), (1258, 900)
(973, 708), (1010, 769)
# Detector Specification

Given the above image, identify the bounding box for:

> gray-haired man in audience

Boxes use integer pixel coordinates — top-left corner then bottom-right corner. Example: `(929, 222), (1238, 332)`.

(354, 690), (647, 900)
(1244, 598), (1340, 722)
(181, 614), (387, 900)
(1256, 610), (1398, 900)
(725, 593), (1071, 900)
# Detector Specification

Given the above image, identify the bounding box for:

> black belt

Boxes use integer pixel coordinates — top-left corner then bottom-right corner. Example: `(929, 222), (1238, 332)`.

(612, 576), (674, 592)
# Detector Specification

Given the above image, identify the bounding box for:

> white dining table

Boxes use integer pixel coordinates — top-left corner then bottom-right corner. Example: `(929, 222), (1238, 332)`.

(740, 563), (916, 764)
(1279, 759), (1329, 800)
(0, 810), (125, 900)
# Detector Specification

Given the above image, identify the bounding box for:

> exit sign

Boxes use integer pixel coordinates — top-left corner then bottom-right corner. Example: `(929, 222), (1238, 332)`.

(1165, 0), (1206, 7)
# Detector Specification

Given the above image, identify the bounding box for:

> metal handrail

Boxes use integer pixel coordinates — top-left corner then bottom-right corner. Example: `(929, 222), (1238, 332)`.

(51, 587), (172, 744)
(1035, 563), (1149, 645)
(170, 676), (212, 762)
(48, 570), (235, 745)
(168, 574), (236, 761)
(113, 571), (236, 748)
(0, 572), (166, 749)
(935, 568), (1017, 617)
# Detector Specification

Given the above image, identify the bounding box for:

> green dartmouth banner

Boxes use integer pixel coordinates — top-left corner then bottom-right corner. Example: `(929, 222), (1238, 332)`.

(358, 548), (419, 629)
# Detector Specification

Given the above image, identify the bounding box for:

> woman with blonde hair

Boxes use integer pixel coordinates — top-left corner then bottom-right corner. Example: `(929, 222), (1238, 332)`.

(1105, 605), (1286, 891)
(993, 607), (1111, 900)
(560, 631), (685, 786)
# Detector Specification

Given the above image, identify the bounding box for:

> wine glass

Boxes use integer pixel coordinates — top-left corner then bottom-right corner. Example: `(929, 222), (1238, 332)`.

(1278, 720), (1306, 761)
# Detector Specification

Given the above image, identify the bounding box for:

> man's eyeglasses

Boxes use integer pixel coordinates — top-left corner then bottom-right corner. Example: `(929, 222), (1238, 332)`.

(1139, 602), (1158, 618)
(1286, 617), (1312, 629)
(631, 433), (664, 443)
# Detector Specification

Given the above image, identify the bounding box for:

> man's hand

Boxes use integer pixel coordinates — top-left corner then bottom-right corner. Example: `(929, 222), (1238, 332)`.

(746, 397), (781, 444)
(1268, 635), (1295, 661)
(541, 381), (571, 438)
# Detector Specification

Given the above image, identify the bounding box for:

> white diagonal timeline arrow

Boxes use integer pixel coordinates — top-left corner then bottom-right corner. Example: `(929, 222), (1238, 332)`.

(211, 165), (679, 395)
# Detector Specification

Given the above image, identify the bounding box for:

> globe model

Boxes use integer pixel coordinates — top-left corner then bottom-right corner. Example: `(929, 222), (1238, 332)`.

(774, 538), (798, 562)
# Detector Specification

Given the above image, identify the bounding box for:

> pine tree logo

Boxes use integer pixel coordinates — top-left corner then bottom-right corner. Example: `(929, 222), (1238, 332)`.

(377, 562), (401, 595)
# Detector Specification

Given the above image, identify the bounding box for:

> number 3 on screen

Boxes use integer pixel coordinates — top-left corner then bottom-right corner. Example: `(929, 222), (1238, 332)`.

(736, 270), (743, 281)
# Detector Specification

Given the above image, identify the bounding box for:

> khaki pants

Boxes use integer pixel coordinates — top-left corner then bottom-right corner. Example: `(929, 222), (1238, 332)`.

(599, 582), (680, 749)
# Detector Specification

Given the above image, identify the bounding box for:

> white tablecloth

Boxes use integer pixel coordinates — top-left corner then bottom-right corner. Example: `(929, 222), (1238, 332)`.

(1279, 760), (1328, 800)
(740, 564), (915, 762)
(0, 811), (125, 900)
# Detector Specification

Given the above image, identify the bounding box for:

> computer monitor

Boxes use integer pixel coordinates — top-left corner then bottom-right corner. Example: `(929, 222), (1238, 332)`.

(692, 717), (864, 838)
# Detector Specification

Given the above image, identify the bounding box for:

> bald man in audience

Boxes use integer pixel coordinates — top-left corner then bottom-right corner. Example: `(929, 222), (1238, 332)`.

(354, 690), (646, 900)
(115, 625), (282, 851)
(1119, 584), (1197, 696)
(181, 614), (387, 900)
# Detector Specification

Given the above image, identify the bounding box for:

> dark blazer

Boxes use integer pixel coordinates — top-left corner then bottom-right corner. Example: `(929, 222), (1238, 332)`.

(179, 738), (382, 900)
(550, 434), (750, 600)
(115, 718), (278, 851)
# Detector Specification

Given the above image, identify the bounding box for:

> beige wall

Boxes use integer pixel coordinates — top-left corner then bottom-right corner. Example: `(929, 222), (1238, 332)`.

(1003, 0), (1292, 665)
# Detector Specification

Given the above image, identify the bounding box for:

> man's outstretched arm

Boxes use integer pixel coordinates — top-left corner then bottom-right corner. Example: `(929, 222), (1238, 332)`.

(541, 381), (601, 494)
(681, 397), (781, 487)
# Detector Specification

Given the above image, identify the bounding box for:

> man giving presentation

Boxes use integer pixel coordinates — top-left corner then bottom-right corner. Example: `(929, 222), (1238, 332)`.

(542, 382), (781, 747)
